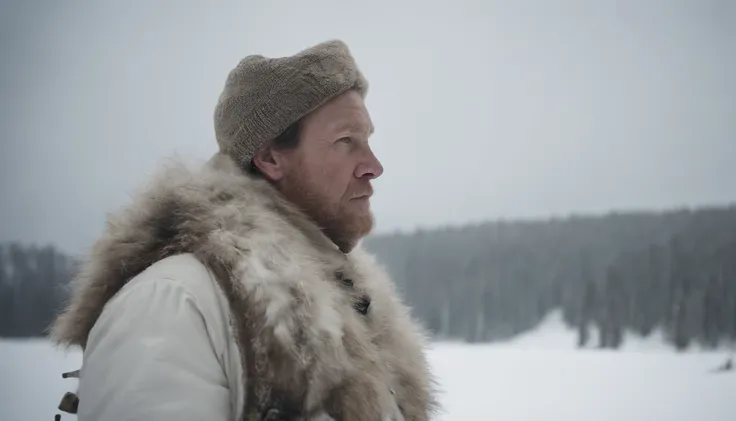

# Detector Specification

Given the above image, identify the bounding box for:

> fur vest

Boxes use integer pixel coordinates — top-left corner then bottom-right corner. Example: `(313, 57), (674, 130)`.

(50, 153), (439, 421)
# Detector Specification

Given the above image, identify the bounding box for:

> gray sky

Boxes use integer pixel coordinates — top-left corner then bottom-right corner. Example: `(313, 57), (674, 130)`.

(1, 0), (734, 255)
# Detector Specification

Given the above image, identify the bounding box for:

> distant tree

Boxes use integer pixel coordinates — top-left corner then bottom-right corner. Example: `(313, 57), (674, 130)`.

(668, 236), (694, 351)
(702, 274), (723, 349)
(597, 265), (624, 349)
(577, 279), (596, 348)
(0, 246), (11, 336)
(672, 291), (690, 351)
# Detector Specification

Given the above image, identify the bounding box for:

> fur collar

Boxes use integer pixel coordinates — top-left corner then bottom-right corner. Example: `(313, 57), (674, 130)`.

(50, 153), (438, 421)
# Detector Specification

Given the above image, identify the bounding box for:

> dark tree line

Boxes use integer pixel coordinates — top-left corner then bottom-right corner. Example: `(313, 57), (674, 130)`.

(2, 204), (736, 352)
(364, 205), (736, 351)
(0, 243), (75, 337)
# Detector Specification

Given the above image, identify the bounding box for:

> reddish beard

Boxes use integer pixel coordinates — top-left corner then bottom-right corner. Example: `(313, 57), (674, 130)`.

(279, 165), (374, 253)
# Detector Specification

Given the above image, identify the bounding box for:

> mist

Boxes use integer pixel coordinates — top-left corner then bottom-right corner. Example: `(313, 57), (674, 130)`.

(1, 0), (734, 255)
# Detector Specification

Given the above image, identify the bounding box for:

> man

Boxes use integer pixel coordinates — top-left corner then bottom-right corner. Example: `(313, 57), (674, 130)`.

(50, 40), (439, 421)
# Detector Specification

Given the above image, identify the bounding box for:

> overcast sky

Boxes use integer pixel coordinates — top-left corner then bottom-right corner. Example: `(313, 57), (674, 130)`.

(1, 0), (734, 255)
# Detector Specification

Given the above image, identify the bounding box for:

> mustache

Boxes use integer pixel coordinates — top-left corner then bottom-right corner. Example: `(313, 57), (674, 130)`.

(349, 184), (373, 199)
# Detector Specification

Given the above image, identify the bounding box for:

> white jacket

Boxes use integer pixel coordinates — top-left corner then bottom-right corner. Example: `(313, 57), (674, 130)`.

(77, 253), (245, 421)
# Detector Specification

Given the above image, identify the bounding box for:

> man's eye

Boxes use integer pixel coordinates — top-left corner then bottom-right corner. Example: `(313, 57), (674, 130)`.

(338, 137), (352, 144)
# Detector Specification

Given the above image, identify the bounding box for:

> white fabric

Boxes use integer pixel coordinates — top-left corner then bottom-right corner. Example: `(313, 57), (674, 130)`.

(76, 254), (245, 421)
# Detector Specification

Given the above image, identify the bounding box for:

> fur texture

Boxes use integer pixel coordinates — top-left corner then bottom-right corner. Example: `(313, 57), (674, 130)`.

(50, 153), (438, 421)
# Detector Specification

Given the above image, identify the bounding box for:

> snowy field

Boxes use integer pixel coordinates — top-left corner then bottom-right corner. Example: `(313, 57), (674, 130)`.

(1, 311), (734, 420)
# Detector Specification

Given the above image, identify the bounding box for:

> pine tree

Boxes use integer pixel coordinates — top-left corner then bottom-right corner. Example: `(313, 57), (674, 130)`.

(702, 274), (722, 348)
(578, 279), (596, 348)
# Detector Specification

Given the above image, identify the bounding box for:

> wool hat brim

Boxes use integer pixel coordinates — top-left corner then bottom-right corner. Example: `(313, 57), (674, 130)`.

(213, 40), (368, 167)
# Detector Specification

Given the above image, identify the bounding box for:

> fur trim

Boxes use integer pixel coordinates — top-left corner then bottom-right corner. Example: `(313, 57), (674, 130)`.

(50, 153), (438, 421)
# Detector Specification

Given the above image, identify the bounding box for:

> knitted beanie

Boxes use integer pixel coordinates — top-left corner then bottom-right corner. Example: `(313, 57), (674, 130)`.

(213, 40), (369, 166)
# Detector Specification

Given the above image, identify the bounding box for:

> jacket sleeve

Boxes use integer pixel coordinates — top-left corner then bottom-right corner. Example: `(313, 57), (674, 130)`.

(76, 276), (233, 421)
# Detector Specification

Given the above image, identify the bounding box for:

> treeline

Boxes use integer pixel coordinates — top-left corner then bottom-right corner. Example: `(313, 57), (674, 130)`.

(2, 204), (736, 352)
(364, 204), (736, 351)
(0, 243), (75, 338)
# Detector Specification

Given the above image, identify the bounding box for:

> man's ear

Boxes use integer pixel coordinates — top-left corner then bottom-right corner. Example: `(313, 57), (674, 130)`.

(252, 146), (286, 181)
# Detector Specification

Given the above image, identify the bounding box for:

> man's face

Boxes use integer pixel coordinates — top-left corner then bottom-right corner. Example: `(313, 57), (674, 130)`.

(273, 90), (383, 252)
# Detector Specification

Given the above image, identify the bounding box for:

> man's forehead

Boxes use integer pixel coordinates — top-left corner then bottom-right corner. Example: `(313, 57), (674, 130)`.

(333, 119), (375, 135)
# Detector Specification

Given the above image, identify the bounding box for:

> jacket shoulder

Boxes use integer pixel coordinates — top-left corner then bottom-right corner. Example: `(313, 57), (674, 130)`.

(79, 253), (245, 420)
(108, 254), (227, 331)
(108, 252), (241, 373)
(125, 253), (216, 297)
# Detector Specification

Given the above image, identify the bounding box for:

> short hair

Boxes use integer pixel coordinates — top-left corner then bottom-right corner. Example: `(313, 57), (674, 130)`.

(247, 120), (301, 176)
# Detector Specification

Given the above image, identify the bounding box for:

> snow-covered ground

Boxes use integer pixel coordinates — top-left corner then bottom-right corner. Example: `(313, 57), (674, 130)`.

(2, 311), (734, 420)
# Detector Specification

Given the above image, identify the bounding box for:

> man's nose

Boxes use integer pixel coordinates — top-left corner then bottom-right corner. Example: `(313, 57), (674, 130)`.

(355, 149), (384, 180)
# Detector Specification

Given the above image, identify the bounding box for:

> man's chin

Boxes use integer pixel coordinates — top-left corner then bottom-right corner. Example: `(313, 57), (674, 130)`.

(329, 212), (374, 253)
(354, 212), (375, 238)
